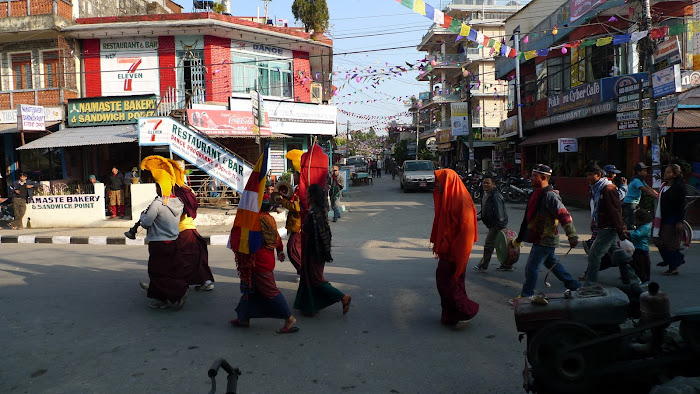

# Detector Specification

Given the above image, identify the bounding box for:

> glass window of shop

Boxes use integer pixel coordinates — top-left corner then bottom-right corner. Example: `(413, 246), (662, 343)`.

(232, 53), (292, 98)
(536, 62), (547, 101)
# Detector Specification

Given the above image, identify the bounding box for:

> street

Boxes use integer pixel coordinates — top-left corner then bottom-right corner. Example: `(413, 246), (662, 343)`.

(1, 174), (698, 393)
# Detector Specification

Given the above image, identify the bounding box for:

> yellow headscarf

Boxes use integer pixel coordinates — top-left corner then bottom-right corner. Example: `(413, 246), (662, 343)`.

(141, 155), (176, 205)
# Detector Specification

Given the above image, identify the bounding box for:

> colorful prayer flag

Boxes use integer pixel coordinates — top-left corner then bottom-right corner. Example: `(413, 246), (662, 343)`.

(596, 37), (613, 46)
(524, 50), (537, 60)
(433, 9), (444, 25)
(229, 142), (270, 255)
(413, 0), (426, 16)
(508, 48), (517, 58)
(487, 38), (496, 48)
(630, 31), (648, 43)
(425, 4), (434, 20)
(441, 14), (453, 29)
(401, 0), (414, 8)
(536, 48), (549, 56)
(467, 29), (478, 42)
(613, 34), (631, 45)
(669, 23), (687, 36)
(460, 24), (471, 37)
(493, 41), (502, 52)
(650, 27), (668, 39)
(448, 18), (461, 33)
(581, 39), (596, 47)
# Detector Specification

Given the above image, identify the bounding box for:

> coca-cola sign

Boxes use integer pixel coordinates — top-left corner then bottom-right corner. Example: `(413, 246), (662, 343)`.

(186, 109), (271, 136)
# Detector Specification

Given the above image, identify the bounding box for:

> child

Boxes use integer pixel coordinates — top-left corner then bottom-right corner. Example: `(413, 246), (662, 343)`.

(626, 209), (653, 283)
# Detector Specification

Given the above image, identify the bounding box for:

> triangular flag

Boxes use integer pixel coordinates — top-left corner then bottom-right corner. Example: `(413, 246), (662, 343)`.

(229, 142), (270, 254)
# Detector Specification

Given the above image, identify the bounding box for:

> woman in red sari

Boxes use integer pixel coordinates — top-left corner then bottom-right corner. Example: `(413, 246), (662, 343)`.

(230, 200), (298, 333)
(431, 169), (480, 329)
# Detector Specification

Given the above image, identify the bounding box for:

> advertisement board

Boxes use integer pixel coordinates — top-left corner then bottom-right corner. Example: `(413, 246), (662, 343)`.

(570, 0), (605, 21)
(451, 102), (470, 137)
(1, 106), (61, 124)
(547, 80), (601, 115)
(100, 38), (160, 96)
(186, 109), (270, 136)
(138, 117), (253, 192)
(67, 95), (156, 127)
(230, 98), (336, 135)
(558, 138), (578, 153)
(17, 105), (45, 131)
(652, 64), (682, 98)
(654, 37), (681, 67)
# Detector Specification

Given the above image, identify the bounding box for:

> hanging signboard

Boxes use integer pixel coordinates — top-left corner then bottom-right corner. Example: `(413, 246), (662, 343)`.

(557, 138), (578, 153)
(652, 64), (682, 98)
(450, 102), (470, 137)
(653, 37), (681, 68)
(2, 106), (61, 124)
(656, 95), (678, 115)
(67, 95), (156, 127)
(547, 80), (602, 115)
(17, 104), (45, 131)
(138, 117), (253, 192)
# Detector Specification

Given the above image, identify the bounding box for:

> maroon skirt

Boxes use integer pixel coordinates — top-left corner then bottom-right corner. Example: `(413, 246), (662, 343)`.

(435, 259), (479, 325)
(147, 241), (188, 303)
(177, 229), (214, 285)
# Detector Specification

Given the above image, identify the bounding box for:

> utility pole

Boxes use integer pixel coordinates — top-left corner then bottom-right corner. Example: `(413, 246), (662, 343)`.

(642, 0), (660, 187)
(416, 111), (420, 160)
(467, 80), (474, 172)
(346, 120), (350, 156)
(514, 26), (523, 141)
(262, 0), (271, 22)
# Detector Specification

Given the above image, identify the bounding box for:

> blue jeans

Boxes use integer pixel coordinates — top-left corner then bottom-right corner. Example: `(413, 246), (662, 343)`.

(521, 244), (581, 297)
(330, 196), (341, 219)
(585, 228), (620, 285)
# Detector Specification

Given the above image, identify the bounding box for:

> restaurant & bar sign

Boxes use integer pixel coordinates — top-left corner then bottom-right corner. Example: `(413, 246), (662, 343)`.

(67, 95), (157, 127)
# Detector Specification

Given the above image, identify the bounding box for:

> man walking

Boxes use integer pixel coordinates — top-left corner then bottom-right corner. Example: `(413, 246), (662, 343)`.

(584, 163), (636, 285)
(473, 174), (509, 272)
(604, 164), (628, 201)
(329, 165), (344, 222)
(510, 164), (581, 304)
(8, 173), (38, 230)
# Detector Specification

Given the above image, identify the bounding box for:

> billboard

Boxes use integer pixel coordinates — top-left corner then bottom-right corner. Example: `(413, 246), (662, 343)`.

(100, 38), (160, 96)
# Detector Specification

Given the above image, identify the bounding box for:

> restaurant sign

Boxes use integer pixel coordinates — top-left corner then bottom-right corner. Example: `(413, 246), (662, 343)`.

(67, 95), (156, 127)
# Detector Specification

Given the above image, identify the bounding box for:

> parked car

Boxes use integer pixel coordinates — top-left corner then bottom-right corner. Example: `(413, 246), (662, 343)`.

(346, 156), (368, 173)
(400, 160), (435, 192)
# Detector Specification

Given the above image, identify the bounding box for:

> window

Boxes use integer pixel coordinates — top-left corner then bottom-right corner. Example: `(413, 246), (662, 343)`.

(547, 56), (570, 95)
(12, 53), (32, 90)
(507, 79), (515, 111)
(232, 53), (292, 98)
(472, 105), (481, 125)
(43, 51), (59, 88)
(536, 62), (547, 101)
(589, 44), (615, 80)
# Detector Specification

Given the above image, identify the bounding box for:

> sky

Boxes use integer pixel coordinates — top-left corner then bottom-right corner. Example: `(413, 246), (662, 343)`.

(194, 0), (441, 135)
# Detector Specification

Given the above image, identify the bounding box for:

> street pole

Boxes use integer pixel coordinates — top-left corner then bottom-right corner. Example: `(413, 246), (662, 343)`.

(514, 27), (523, 141)
(416, 110), (420, 160)
(638, 81), (645, 162)
(467, 83), (474, 172)
(346, 120), (350, 156)
(642, 0), (660, 188)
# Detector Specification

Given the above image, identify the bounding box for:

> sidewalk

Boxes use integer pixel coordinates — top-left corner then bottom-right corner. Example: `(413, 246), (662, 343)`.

(0, 206), (289, 246)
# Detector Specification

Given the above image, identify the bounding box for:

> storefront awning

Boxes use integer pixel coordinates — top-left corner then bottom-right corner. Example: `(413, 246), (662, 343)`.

(520, 118), (616, 147)
(16, 124), (138, 150)
(661, 110), (700, 131)
(0, 122), (61, 135)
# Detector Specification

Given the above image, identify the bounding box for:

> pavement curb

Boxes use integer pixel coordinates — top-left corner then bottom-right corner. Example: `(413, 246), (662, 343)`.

(0, 225), (290, 246)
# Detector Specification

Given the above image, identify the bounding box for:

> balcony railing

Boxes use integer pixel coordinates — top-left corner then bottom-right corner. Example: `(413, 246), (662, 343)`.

(423, 120), (452, 135)
(156, 86), (206, 116)
(428, 53), (468, 66)
(416, 91), (462, 107)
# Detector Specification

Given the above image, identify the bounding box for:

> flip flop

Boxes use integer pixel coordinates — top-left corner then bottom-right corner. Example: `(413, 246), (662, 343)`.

(229, 319), (249, 328)
(276, 326), (300, 334)
(8, 224), (19, 230)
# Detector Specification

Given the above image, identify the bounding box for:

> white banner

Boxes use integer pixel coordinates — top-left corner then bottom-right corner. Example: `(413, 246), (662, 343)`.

(138, 117), (253, 192)
(101, 38), (160, 96)
(230, 98), (337, 135)
(17, 104), (45, 131)
(2, 106), (61, 124)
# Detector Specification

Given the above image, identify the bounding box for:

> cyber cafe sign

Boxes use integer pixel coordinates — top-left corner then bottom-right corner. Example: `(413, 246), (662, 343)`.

(681, 70), (700, 90)
(547, 80), (601, 115)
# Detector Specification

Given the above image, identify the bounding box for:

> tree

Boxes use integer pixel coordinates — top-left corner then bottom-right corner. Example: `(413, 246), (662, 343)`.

(291, 0), (329, 35)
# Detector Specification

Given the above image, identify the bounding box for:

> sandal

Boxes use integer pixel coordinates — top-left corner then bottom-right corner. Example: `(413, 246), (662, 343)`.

(229, 319), (249, 327)
(8, 223), (19, 230)
(662, 270), (679, 276)
(276, 326), (300, 334)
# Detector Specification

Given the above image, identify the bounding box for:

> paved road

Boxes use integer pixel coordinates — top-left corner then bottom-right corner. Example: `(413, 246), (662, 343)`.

(1, 174), (698, 393)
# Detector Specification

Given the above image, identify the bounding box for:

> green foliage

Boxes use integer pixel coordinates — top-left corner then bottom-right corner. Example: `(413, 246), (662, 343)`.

(393, 139), (409, 165)
(212, 2), (225, 13)
(278, 169), (293, 183)
(291, 0), (329, 34)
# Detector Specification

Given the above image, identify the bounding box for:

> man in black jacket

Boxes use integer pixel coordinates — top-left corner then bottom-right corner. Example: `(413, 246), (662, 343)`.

(473, 174), (510, 272)
(8, 173), (39, 230)
(108, 166), (125, 218)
